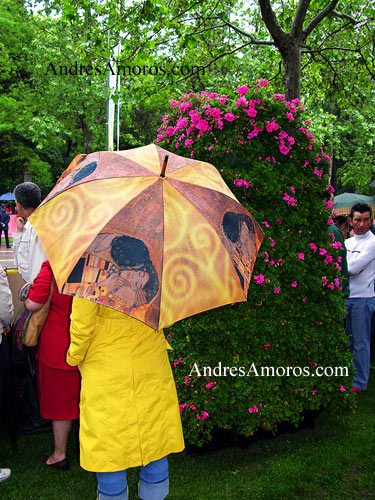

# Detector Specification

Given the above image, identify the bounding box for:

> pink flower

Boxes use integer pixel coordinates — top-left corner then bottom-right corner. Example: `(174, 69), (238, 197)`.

(254, 274), (265, 285)
(340, 386), (346, 392)
(178, 102), (193, 113)
(279, 144), (291, 155)
(264, 344), (270, 349)
(197, 411), (209, 420)
(237, 85), (250, 96)
(219, 97), (227, 104)
(324, 255), (333, 265)
(196, 119), (210, 132)
(176, 117), (188, 128)
(298, 253), (305, 260)
(274, 93), (285, 102)
(319, 248), (327, 256)
(248, 405), (259, 414)
(245, 107), (257, 118)
(266, 120), (279, 132)
(156, 134), (166, 143)
(235, 97), (248, 107)
(224, 112), (236, 122)
(257, 78), (269, 87)
(283, 193), (296, 206)
(286, 112), (294, 121)
(291, 281), (298, 287)
(308, 243), (317, 252)
(302, 297), (308, 303)
(273, 287), (281, 294)
(185, 139), (194, 147)
(262, 221), (270, 228)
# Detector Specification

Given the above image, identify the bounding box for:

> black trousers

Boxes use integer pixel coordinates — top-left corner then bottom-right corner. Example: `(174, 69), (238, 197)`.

(0, 226), (10, 248)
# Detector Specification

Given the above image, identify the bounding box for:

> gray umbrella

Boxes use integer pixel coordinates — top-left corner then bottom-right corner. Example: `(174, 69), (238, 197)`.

(334, 192), (375, 208)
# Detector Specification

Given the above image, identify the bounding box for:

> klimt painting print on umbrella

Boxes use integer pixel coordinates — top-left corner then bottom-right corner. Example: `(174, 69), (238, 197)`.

(29, 144), (264, 330)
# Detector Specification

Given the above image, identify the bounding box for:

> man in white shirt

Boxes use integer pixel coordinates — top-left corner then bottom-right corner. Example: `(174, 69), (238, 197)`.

(13, 183), (47, 283)
(345, 203), (375, 392)
(12, 183), (50, 433)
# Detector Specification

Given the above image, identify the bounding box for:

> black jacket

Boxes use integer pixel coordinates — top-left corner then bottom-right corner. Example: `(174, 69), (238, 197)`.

(0, 208), (10, 227)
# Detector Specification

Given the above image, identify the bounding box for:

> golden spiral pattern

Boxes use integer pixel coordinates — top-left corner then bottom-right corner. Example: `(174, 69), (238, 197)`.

(190, 223), (221, 269)
(163, 255), (198, 302)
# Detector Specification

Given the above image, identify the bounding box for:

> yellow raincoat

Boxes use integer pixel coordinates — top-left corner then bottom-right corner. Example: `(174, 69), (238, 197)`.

(67, 297), (185, 472)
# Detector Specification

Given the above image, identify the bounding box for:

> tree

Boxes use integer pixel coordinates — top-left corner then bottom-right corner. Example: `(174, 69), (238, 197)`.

(0, 0), (52, 193)
(41, 1), (374, 100)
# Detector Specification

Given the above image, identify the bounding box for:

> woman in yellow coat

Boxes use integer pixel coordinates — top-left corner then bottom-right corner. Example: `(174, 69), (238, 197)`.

(67, 297), (184, 500)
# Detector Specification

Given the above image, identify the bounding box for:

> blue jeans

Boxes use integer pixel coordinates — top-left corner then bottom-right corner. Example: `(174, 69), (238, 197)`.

(96, 456), (169, 500)
(345, 297), (375, 390)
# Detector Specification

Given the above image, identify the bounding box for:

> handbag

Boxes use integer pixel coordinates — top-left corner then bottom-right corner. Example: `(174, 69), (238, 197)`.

(12, 277), (55, 349)
(23, 277), (55, 347)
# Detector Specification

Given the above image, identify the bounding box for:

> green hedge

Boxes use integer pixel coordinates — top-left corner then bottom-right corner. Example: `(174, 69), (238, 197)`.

(156, 79), (354, 446)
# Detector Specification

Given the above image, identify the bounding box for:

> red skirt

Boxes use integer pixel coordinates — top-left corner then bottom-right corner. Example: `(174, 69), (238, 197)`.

(37, 361), (81, 420)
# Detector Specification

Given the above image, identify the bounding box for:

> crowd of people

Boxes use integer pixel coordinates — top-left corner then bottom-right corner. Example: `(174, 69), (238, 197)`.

(0, 182), (184, 499)
(0, 181), (375, 498)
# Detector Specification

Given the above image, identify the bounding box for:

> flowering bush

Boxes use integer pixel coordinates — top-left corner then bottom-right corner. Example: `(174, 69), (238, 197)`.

(156, 79), (354, 446)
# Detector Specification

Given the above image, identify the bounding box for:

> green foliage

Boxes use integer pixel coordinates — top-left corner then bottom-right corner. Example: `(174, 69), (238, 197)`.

(156, 80), (355, 446)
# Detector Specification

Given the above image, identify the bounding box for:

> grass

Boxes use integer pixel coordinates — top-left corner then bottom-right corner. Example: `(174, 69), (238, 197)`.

(1, 376), (374, 500)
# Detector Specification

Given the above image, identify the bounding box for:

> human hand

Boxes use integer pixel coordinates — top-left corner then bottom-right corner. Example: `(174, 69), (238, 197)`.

(16, 217), (26, 232)
(2, 325), (10, 337)
(99, 273), (128, 293)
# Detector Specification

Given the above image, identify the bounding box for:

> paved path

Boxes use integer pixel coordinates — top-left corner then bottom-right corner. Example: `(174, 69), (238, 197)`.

(0, 246), (15, 269)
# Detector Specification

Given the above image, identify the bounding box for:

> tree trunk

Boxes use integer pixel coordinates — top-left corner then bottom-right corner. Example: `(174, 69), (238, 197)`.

(280, 37), (301, 101)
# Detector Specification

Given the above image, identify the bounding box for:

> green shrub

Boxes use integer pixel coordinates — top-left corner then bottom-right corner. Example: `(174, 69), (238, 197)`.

(156, 79), (355, 446)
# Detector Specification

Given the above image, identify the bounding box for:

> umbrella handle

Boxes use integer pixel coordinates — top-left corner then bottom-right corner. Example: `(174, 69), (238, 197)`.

(160, 155), (169, 178)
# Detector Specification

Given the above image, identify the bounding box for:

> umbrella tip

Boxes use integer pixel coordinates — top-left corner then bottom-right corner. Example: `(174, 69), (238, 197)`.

(160, 155), (169, 178)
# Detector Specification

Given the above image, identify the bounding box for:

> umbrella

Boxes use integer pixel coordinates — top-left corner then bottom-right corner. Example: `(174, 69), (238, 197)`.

(0, 193), (15, 201)
(29, 144), (264, 330)
(334, 192), (375, 209)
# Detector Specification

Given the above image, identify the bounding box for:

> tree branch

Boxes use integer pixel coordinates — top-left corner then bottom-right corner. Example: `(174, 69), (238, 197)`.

(303, 0), (340, 39)
(268, 59), (283, 82)
(290, 0), (310, 39)
(222, 19), (274, 45)
(302, 46), (364, 54)
(357, 48), (375, 80)
(258, 0), (287, 43)
(331, 9), (356, 24)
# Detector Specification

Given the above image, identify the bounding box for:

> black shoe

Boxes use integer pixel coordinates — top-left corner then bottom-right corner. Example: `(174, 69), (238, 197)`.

(41, 456), (69, 471)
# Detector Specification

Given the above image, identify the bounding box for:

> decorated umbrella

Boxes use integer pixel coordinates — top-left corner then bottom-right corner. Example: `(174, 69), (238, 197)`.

(29, 144), (264, 330)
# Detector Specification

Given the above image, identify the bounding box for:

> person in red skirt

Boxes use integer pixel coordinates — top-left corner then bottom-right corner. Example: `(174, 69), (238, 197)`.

(25, 260), (80, 470)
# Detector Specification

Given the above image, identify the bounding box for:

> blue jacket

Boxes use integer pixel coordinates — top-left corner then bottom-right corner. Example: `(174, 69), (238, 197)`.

(0, 208), (10, 227)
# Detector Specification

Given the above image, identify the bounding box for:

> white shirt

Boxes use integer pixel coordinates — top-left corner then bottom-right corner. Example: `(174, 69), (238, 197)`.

(0, 265), (14, 344)
(345, 230), (375, 298)
(12, 220), (47, 283)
